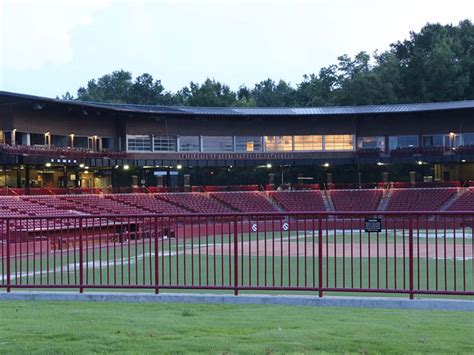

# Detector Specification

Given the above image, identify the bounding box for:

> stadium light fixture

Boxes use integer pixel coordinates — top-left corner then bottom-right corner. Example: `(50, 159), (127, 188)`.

(123, 164), (130, 170)
(266, 163), (272, 169)
(177, 164), (183, 170)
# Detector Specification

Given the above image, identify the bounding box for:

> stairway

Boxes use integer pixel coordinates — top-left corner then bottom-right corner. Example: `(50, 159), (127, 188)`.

(440, 188), (467, 211)
(265, 192), (285, 212)
(322, 190), (335, 211)
(377, 188), (392, 211)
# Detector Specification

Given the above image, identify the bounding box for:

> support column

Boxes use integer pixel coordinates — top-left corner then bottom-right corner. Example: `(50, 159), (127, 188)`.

(268, 173), (275, 190)
(16, 166), (21, 188)
(184, 174), (191, 192)
(25, 165), (30, 194)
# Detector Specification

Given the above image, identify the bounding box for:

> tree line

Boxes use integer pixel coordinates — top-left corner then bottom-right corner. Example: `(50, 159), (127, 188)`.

(61, 20), (474, 107)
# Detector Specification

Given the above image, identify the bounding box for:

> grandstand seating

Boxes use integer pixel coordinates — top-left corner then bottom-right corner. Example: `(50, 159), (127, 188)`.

(156, 193), (235, 213)
(0, 197), (78, 217)
(447, 188), (474, 210)
(0, 188), (473, 219)
(385, 188), (457, 211)
(210, 192), (278, 212)
(269, 191), (326, 211)
(330, 189), (383, 211)
(109, 194), (190, 214)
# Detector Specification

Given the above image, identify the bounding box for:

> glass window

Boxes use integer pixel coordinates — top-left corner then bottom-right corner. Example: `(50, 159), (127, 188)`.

(102, 137), (114, 150)
(422, 135), (444, 147)
(444, 134), (462, 148)
(235, 136), (262, 152)
(178, 136), (200, 152)
(51, 135), (68, 147)
(357, 136), (385, 150)
(294, 135), (323, 151)
(462, 133), (474, 146)
(202, 136), (234, 152)
(389, 135), (418, 149)
(154, 136), (177, 151)
(74, 136), (89, 149)
(4, 132), (12, 145)
(127, 135), (152, 151)
(264, 136), (293, 151)
(325, 135), (354, 150)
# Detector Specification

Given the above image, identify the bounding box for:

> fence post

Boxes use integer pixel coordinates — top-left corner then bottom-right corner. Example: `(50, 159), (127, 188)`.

(79, 217), (84, 293)
(233, 216), (239, 296)
(154, 216), (159, 294)
(408, 216), (414, 300)
(6, 220), (11, 293)
(318, 215), (323, 298)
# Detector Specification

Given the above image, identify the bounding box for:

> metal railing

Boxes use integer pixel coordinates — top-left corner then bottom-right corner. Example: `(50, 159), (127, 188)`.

(0, 212), (472, 298)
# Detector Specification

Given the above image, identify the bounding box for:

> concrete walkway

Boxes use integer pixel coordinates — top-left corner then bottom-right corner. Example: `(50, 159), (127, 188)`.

(0, 291), (473, 311)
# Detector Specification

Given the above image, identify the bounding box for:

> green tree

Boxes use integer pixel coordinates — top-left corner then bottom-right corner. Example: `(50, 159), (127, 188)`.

(391, 21), (472, 102)
(178, 79), (237, 106)
(251, 79), (296, 107)
(62, 20), (474, 107)
(75, 70), (176, 105)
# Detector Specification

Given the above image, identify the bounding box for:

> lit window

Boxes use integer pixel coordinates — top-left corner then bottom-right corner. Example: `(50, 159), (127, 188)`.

(235, 137), (262, 152)
(325, 135), (354, 150)
(264, 136), (293, 151)
(294, 135), (323, 151)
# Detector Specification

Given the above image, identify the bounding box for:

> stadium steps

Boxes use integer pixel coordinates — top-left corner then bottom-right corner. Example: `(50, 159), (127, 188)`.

(209, 192), (277, 212)
(106, 195), (158, 214)
(377, 189), (393, 211)
(322, 190), (335, 211)
(268, 191), (326, 212)
(265, 192), (285, 212)
(207, 194), (240, 212)
(440, 188), (468, 211)
(329, 189), (382, 211)
(155, 193), (228, 214)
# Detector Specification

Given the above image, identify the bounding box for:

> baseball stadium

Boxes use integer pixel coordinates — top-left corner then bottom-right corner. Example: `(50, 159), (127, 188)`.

(2, 0), (474, 351)
(0, 90), (471, 299)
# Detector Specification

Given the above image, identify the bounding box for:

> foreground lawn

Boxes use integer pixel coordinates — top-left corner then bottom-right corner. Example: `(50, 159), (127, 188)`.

(0, 301), (473, 353)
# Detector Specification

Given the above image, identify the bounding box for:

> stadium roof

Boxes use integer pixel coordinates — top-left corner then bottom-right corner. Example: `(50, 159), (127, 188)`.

(1, 90), (474, 117)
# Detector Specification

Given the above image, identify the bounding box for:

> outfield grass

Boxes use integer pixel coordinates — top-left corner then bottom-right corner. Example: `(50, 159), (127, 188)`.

(0, 301), (472, 353)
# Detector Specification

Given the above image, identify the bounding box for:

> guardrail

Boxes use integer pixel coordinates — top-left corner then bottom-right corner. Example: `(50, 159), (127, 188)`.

(0, 211), (472, 298)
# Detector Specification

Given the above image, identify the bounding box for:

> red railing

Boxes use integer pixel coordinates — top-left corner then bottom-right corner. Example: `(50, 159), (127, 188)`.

(0, 211), (472, 298)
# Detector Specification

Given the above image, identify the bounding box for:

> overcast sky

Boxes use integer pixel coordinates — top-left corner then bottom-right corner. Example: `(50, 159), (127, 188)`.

(0, 0), (473, 98)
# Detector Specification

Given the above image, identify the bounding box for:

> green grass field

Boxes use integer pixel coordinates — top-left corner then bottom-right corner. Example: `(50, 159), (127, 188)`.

(2, 230), (472, 295)
(0, 301), (472, 353)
